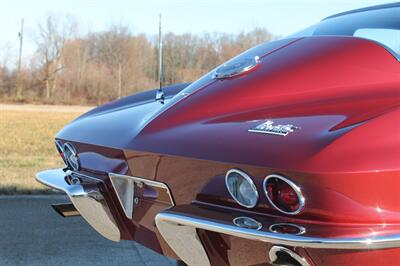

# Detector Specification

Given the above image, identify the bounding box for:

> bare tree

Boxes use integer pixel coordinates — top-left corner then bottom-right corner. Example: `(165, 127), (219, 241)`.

(35, 14), (77, 99)
(96, 23), (133, 98)
(0, 42), (15, 97)
(1, 16), (276, 105)
(0, 41), (15, 70)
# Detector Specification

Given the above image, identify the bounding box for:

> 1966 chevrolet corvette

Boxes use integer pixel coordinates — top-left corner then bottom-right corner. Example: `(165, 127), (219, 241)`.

(36, 3), (400, 266)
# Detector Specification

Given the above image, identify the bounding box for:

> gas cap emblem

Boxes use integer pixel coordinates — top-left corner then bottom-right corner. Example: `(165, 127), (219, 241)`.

(213, 56), (259, 79)
(248, 120), (300, 136)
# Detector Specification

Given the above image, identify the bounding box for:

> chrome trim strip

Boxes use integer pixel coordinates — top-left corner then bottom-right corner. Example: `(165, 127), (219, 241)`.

(269, 246), (310, 266)
(71, 171), (102, 183)
(36, 168), (120, 242)
(263, 174), (305, 215)
(225, 169), (259, 208)
(156, 211), (400, 250)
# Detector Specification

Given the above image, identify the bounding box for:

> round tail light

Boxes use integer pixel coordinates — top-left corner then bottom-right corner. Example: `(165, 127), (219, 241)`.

(63, 142), (80, 171)
(263, 174), (304, 215)
(225, 169), (259, 208)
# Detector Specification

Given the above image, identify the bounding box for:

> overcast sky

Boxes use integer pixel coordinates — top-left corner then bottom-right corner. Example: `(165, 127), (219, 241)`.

(0, 0), (394, 62)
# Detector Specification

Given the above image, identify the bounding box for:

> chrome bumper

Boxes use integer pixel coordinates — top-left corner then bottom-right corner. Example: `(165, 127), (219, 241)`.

(36, 168), (120, 242)
(156, 205), (400, 266)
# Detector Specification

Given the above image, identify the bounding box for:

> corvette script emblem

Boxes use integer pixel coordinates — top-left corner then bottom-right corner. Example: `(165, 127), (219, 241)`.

(248, 120), (300, 136)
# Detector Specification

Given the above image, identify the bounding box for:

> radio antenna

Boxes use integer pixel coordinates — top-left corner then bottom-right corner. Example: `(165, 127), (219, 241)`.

(156, 13), (165, 104)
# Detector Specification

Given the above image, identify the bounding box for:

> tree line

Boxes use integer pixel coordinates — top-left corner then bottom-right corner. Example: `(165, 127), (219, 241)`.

(0, 15), (276, 105)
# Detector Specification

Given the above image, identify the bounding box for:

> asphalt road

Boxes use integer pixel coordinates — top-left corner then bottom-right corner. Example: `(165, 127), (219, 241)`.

(0, 195), (175, 266)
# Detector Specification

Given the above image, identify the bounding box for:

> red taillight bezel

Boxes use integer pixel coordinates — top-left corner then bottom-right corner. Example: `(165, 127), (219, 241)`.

(264, 174), (305, 215)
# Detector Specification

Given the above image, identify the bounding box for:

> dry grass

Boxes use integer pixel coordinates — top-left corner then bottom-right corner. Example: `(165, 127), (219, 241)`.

(0, 105), (91, 194)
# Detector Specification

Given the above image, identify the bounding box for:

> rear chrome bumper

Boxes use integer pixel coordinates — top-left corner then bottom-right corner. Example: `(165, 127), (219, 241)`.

(36, 168), (120, 242)
(156, 205), (400, 266)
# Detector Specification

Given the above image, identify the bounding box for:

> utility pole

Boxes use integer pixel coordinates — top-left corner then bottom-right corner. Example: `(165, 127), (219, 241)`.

(155, 13), (165, 103)
(17, 18), (24, 98)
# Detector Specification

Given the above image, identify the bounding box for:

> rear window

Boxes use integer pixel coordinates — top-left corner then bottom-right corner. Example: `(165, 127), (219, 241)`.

(289, 6), (400, 59)
(354, 28), (400, 55)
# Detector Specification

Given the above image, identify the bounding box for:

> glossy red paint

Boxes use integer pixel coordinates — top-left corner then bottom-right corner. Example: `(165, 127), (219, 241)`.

(52, 21), (400, 266)
(134, 37), (399, 172)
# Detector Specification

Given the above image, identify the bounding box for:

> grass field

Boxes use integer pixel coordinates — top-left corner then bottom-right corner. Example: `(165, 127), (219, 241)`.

(0, 105), (93, 194)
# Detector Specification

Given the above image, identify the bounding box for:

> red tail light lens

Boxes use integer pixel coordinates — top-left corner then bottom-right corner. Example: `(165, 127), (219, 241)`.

(264, 175), (304, 215)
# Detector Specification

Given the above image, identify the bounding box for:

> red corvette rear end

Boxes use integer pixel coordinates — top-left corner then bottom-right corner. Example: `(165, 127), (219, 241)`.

(37, 3), (400, 266)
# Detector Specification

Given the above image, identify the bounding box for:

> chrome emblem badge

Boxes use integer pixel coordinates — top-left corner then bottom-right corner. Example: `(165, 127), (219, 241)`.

(248, 120), (300, 136)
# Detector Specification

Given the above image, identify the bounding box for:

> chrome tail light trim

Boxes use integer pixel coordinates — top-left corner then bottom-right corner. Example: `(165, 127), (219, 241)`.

(263, 174), (305, 215)
(225, 169), (259, 208)
(63, 142), (80, 171)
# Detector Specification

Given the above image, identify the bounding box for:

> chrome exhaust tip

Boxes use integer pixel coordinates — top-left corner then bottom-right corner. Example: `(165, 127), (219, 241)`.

(51, 203), (80, 217)
(269, 246), (310, 266)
